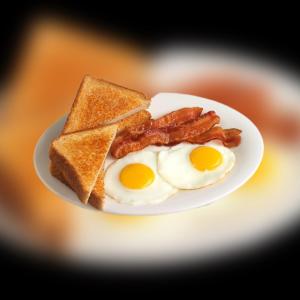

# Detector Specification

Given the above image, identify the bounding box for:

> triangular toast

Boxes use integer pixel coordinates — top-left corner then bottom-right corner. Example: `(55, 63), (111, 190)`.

(50, 124), (117, 204)
(50, 109), (151, 208)
(62, 75), (150, 134)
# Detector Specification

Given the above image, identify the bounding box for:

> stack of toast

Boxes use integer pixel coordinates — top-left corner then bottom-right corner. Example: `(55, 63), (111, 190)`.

(50, 75), (151, 209)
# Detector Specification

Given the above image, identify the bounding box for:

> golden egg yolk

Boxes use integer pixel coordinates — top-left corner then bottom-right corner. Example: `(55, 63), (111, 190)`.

(190, 146), (223, 171)
(119, 163), (155, 189)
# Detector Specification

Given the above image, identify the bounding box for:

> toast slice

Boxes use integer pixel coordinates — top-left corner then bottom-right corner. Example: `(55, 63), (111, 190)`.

(62, 75), (150, 134)
(50, 124), (117, 204)
(50, 109), (151, 209)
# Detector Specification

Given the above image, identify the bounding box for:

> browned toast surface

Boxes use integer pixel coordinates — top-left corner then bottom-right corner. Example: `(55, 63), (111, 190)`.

(50, 124), (117, 204)
(51, 76), (151, 208)
(62, 76), (150, 134)
(51, 109), (151, 209)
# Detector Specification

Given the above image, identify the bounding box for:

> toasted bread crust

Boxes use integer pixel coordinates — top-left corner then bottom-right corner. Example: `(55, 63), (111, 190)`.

(62, 76), (150, 134)
(50, 146), (88, 201)
(50, 161), (73, 189)
(50, 124), (117, 204)
(88, 170), (105, 209)
(52, 160), (105, 210)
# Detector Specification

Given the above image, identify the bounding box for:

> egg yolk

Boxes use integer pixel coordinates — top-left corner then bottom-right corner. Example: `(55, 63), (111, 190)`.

(119, 163), (155, 189)
(190, 146), (223, 171)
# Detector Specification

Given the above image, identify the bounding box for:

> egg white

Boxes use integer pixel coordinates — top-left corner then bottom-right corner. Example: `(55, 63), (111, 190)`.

(105, 150), (177, 205)
(157, 142), (236, 189)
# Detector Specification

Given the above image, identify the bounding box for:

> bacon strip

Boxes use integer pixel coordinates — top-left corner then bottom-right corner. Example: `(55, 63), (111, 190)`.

(168, 111), (219, 142)
(118, 107), (203, 137)
(111, 111), (220, 158)
(187, 127), (242, 147)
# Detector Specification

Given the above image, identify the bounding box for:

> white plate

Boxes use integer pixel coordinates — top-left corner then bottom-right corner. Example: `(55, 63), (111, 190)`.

(34, 92), (264, 215)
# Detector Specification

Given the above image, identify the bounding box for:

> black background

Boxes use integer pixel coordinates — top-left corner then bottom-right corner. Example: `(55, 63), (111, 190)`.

(0, 2), (299, 291)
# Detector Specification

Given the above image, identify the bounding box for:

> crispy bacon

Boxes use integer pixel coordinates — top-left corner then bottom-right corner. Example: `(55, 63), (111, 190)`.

(111, 104), (242, 158)
(187, 127), (242, 147)
(168, 111), (220, 142)
(118, 107), (203, 137)
(111, 111), (220, 158)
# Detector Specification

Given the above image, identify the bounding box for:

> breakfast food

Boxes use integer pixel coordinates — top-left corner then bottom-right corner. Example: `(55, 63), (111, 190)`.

(50, 75), (151, 208)
(111, 111), (220, 158)
(50, 124), (117, 204)
(157, 143), (235, 189)
(105, 151), (177, 205)
(51, 108), (151, 208)
(186, 127), (241, 147)
(62, 75), (150, 134)
(114, 107), (203, 139)
(49, 75), (242, 209)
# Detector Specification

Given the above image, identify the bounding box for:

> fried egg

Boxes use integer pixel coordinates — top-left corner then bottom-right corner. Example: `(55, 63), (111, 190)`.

(158, 142), (235, 189)
(105, 150), (177, 205)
